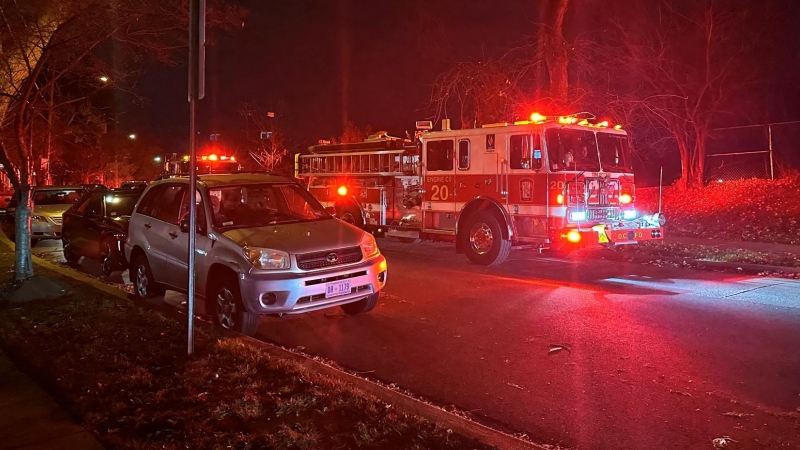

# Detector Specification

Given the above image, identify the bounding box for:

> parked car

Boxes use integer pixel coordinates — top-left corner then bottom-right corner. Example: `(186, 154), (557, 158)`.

(82, 183), (109, 192)
(125, 173), (387, 336)
(120, 181), (148, 190)
(62, 188), (144, 274)
(6, 186), (86, 245)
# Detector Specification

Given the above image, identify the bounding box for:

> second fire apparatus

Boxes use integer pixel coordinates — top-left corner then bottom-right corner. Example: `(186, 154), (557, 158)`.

(298, 113), (665, 266)
(163, 153), (242, 176)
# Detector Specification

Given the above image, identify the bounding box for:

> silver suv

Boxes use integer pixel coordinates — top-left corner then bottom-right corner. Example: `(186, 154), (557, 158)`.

(125, 173), (387, 336)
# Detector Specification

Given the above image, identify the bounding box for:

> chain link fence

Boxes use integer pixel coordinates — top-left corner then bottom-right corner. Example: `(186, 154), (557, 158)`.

(705, 121), (800, 183)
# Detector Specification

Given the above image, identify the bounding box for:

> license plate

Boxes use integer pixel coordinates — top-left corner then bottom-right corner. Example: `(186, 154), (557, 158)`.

(325, 279), (351, 298)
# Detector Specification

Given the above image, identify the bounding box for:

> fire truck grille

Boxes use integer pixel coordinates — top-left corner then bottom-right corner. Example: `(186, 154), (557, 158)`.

(296, 246), (363, 270)
(587, 208), (621, 221)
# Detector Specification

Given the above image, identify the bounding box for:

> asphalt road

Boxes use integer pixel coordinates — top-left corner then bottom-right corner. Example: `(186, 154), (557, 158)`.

(28, 237), (800, 449)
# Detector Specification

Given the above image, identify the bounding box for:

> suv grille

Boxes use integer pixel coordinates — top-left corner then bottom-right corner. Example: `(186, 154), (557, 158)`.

(296, 246), (363, 270)
(50, 217), (63, 225)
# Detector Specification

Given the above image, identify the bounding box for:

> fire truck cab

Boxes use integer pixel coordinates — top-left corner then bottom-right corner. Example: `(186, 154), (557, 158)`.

(298, 115), (665, 266)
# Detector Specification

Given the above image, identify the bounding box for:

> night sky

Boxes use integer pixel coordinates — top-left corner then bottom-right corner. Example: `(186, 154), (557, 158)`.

(119, 0), (800, 165)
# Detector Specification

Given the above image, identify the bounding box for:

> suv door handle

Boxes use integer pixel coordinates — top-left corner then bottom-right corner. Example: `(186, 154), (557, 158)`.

(169, 231), (178, 239)
(143, 223), (152, 229)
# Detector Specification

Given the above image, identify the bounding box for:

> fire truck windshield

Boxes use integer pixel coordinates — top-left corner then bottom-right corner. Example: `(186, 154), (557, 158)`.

(597, 133), (633, 172)
(546, 128), (600, 172)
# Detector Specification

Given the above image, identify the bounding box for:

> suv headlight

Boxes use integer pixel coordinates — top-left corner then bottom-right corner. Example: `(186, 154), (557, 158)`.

(31, 214), (47, 222)
(243, 246), (290, 270)
(360, 233), (380, 259)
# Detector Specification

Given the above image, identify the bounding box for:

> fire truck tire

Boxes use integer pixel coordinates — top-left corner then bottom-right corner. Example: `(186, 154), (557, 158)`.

(397, 237), (416, 244)
(336, 207), (364, 228)
(461, 211), (511, 266)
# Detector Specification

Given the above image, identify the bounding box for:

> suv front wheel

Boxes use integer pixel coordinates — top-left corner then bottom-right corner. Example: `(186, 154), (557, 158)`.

(211, 274), (259, 336)
(341, 292), (380, 315)
(131, 254), (166, 298)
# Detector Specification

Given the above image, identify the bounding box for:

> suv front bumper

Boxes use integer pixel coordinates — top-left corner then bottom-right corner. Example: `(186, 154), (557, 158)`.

(239, 255), (387, 315)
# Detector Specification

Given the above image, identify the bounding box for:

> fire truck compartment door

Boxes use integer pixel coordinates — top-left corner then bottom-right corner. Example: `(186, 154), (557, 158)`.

(423, 139), (456, 231)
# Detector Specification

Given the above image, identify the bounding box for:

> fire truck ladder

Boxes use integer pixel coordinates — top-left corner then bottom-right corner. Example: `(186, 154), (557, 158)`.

(295, 150), (416, 177)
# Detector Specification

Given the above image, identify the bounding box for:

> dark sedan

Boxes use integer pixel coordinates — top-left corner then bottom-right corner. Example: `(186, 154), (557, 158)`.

(62, 189), (143, 274)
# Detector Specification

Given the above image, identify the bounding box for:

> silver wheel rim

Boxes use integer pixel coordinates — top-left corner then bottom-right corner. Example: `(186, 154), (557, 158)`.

(217, 287), (236, 329)
(469, 222), (493, 255)
(101, 242), (111, 274)
(135, 264), (148, 296)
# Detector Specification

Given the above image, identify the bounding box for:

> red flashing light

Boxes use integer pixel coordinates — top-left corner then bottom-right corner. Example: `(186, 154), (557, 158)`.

(556, 193), (564, 205)
(208, 154), (218, 161)
(337, 186), (348, 196)
(230, 156), (236, 162)
(220, 155), (228, 160)
(565, 230), (582, 243)
(201, 155), (208, 161)
(619, 194), (633, 204)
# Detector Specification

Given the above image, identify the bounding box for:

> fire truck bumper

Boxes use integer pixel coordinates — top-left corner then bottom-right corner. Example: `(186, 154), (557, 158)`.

(559, 224), (664, 248)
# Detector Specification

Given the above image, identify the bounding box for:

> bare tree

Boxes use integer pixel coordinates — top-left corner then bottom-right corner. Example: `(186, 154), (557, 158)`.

(603, 0), (757, 188)
(239, 103), (288, 173)
(0, 0), (244, 281)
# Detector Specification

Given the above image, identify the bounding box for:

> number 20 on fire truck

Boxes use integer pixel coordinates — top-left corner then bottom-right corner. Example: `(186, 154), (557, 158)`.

(296, 114), (665, 266)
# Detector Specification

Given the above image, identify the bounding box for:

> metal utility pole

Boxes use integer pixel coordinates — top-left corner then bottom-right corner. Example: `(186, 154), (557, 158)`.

(187, 0), (206, 357)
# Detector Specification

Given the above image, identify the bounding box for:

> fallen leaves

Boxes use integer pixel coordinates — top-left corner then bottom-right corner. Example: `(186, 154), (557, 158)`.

(722, 412), (754, 418)
(712, 436), (738, 448)
(548, 344), (571, 355)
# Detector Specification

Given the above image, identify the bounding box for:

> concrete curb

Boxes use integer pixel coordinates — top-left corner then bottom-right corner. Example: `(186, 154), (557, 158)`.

(0, 230), (544, 450)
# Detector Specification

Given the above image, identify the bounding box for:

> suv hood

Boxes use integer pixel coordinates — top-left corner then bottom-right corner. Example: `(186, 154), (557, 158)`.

(221, 218), (364, 255)
(34, 204), (73, 217)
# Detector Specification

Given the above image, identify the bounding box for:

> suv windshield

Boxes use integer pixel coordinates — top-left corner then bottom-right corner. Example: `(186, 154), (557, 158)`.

(33, 189), (85, 206)
(106, 194), (139, 217)
(209, 183), (330, 229)
(546, 129), (600, 172)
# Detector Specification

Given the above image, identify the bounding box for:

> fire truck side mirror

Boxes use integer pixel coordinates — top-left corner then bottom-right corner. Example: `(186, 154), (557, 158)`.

(533, 149), (543, 170)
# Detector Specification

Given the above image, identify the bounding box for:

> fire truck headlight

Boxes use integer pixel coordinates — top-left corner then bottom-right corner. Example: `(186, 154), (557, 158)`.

(569, 210), (587, 222)
(623, 209), (637, 220)
(619, 194), (633, 204)
(337, 186), (348, 196)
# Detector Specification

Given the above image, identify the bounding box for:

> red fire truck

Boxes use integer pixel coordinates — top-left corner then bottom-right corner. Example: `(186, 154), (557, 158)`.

(298, 114), (665, 266)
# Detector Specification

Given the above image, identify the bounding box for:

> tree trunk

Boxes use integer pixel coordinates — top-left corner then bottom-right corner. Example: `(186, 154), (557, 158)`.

(546, 0), (570, 101)
(14, 182), (35, 281)
(675, 138), (690, 190)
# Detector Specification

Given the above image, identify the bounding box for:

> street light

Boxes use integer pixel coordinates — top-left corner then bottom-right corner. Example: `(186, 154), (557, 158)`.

(154, 156), (162, 162)
(128, 134), (136, 140)
(99, 76), (109, 83)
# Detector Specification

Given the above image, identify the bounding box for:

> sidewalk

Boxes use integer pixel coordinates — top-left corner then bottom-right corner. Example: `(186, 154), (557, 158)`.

(664, 235), (800, 256)
(0, 349), (104, 450)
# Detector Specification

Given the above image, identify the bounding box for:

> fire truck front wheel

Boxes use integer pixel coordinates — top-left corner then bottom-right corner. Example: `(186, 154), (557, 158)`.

(460, 211), (511, 266)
